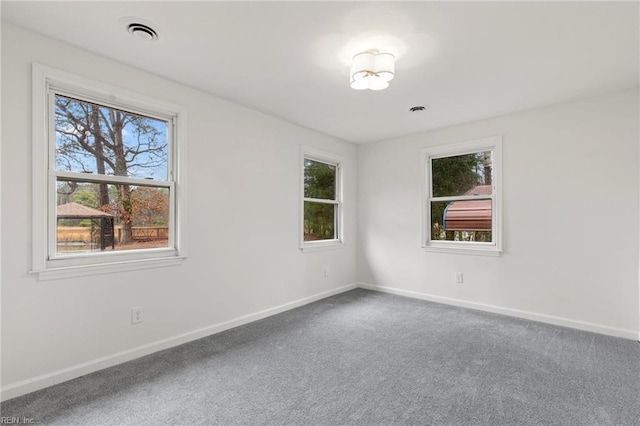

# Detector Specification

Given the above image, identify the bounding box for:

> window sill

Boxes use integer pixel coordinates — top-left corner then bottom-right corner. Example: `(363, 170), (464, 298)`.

(422, 244), (501, 257)
(301, 241), (344, 253)
(31, 255), (187, 281)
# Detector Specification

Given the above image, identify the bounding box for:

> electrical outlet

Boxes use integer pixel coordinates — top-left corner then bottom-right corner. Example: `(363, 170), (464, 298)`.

(131, 307), (144, 324)
(455, 272), (464, 284)
(324, 267), (329, 278)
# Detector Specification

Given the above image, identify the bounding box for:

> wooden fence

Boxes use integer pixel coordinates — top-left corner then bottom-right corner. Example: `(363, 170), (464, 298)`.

(58, 226), (168, 243)
(119, 226), (169, 241)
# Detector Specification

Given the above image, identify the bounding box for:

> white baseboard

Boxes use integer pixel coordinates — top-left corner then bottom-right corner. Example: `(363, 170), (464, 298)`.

(358, 283), (639, 341)
(1, 283), (358, 402)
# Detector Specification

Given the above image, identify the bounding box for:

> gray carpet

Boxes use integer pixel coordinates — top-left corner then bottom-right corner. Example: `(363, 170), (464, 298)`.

(2, 289), (639, 425)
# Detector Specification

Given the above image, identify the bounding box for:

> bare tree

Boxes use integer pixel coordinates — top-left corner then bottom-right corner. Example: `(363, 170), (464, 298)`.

(55, 95), (167, 244)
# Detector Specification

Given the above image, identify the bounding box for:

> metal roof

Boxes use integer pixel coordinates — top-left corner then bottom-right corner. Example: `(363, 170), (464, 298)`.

(444, 185), (492, 231)
(56, 202), (113, 219)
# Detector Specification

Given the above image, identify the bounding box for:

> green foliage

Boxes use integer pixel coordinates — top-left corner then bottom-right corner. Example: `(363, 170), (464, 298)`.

(304, 202), (335, 241)
(430, 153), (486, 240)
(70, 188), (98, 208)
(304, 159), (337, 241)
(304, 160), (335, 199)
(79, 219), (93, 227)
(432, 153), (483, 198)
(57, 183), (98, 227)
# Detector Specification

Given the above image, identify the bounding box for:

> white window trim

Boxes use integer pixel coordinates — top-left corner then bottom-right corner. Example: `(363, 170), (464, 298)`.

(421, 136), (503, 256)
(300, 147), (344, 253)
(31, 63), (187, 280)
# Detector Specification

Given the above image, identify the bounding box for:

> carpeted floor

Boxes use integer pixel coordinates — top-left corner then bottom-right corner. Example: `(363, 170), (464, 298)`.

(2, 289), (639, 425)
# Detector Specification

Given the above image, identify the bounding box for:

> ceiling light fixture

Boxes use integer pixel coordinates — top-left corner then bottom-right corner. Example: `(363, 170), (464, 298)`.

(350, 49), (395, 91)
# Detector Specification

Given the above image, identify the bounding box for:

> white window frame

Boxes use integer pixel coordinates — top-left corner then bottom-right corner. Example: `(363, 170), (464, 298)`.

(422, 136), (503, 256)
(31, 64), (187, 280)
(300, 147), (344, 252)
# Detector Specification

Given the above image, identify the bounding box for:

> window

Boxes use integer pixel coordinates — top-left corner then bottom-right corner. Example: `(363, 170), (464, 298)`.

(301, 148), (343, 251)
(32, 64), (186, 279)
(423, 136), (502, 256)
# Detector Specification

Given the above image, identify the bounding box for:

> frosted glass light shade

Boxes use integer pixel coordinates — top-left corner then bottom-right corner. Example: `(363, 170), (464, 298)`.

(368, 78), (389, 91)
(374, 53), (395, 82)
(349, 50), (395, 90)
(350, 78), (370, 90)
(352, 52), (376, 75)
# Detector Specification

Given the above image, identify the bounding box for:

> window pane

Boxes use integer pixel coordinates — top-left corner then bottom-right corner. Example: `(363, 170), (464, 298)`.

(432, 151), (492, 197)
(304, 202), (336, 241)
(304, 159), (336, 200)
(54, 94), (168, 180)
(56, 180), (169, 253)
(430, 200), (492, 242)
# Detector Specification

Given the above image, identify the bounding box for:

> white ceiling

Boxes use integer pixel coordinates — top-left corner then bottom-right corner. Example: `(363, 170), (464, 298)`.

(2, 1), (638, 144)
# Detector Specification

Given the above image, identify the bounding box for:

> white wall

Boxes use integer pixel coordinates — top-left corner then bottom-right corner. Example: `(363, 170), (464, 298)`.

(358, 88), (639, 338)
(3, 20), (639, 402)
(1, 23), (358, 397)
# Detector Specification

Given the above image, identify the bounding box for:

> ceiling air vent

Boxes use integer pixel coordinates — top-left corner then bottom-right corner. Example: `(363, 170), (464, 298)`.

(127, 23), (158, 41)
(409, 105), (427, 112)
